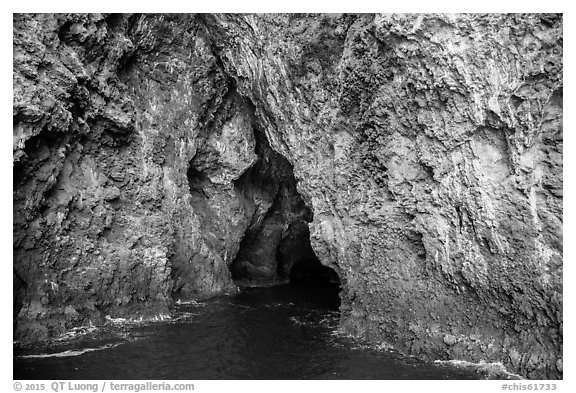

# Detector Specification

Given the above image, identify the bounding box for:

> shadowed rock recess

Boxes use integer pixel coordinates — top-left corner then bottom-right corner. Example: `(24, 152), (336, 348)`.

(13, 14), (562, 378)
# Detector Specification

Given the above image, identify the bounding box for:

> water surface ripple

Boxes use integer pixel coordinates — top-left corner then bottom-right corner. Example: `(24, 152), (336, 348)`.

(14, 285), (499, 379)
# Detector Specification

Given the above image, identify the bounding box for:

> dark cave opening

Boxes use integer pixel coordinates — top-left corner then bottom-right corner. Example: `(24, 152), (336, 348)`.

(187, 166), (210, 199)
(227, 128), (341, 299)
(276, 221), (340, 288)
(180, 86), (341, 305)
(231, 206), (341, 289)
(231, 195), (342, 309)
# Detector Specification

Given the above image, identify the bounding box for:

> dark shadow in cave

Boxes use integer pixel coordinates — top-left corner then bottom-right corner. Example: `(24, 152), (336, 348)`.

(179, 83), (341, 308)
(277, 221), (340, 288)
(279, 217), (341, 310)
(187, 166), (209, 199)
(228, 127), (341, 309)
(233, 208), (342, 311)
(283, 235), (342, 311)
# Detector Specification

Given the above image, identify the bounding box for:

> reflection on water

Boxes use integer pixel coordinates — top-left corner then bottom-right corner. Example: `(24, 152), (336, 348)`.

(15, 284), (497, 380)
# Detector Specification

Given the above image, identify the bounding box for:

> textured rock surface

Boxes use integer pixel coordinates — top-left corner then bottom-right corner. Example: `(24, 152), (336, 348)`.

(13, 13), (562, 378)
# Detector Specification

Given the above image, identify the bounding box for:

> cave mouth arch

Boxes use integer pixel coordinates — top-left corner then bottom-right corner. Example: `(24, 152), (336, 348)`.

(229, 180), (341, 291)
(180, 86), (341, 307)
(230, 213), (342, 310)
(231, 215), (341, 289)
(225, 128), (341, 307)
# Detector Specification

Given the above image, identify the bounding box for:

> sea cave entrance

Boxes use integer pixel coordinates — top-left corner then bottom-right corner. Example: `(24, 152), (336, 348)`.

(183, 93), (341, 309)
(228, 129), (341, 308)
(230, 209), (342, 310)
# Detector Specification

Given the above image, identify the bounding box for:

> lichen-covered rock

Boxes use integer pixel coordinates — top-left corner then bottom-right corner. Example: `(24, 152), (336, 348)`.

(13, 13), (562, 379)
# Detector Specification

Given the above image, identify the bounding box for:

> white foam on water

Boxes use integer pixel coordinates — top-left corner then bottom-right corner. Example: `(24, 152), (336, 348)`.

(171, 312), (198, 322)
(329, 328), (348, 339)
(54, 325), (100, 342)
(151, 314), (171, 321)
(105, 313), (172, 325)
(263, 302), (298, 309)
(318, 313), (340, 327)
(434, 359), (523, 379)
(263, 303), (284, 309)
(105, 316), (128, 323)
(175, 299), (205, 306)
(289, 316), (308, 326)
(18, 343), (121, 359)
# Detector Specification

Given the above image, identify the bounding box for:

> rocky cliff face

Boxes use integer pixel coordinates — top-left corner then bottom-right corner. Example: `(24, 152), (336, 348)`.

(13, 13), (562, 379)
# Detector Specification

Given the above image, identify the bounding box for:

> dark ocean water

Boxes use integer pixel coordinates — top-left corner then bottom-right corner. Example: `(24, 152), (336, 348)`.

(14, 284), (511, 380)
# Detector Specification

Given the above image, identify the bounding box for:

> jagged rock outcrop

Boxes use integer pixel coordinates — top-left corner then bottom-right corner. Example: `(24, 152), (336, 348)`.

(13, 13), (562, 379)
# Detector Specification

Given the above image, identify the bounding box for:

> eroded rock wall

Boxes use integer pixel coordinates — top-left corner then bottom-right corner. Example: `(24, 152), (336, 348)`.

(202, 13), (563, 378)
(13, 13), (245, 341)
(13, 13), (562, 378)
